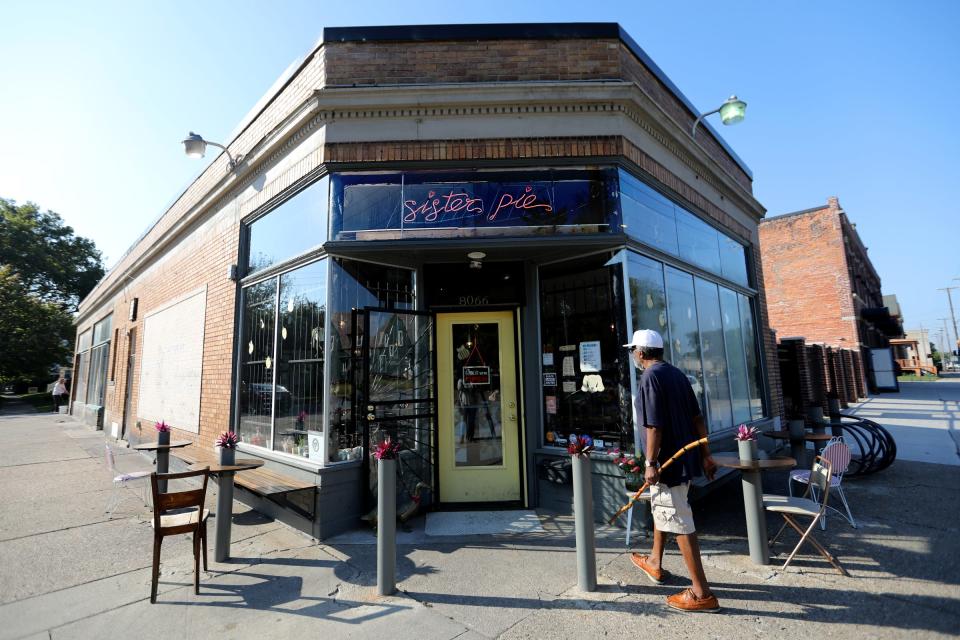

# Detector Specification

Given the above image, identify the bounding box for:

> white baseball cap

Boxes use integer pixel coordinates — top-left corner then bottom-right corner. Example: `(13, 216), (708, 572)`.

(623, 329), (664, 349)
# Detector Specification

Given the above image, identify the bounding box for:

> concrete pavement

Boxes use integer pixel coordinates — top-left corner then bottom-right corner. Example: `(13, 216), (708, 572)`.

(847, 373), (960, 466)
(1, 398), (958, 639)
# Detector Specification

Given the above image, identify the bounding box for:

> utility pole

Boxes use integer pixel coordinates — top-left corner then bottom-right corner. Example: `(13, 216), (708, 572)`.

(938, 286), (959, 353)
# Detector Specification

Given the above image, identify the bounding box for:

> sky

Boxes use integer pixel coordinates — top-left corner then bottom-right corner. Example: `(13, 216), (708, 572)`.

(2, 0), (958, 349)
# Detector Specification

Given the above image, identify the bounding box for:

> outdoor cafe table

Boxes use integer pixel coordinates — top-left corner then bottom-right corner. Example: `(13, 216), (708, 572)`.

(189, 459), (264, 562)
(713, 454), (796, 565)
(132, 440), (192, 492)
(764, 430), (833, 467)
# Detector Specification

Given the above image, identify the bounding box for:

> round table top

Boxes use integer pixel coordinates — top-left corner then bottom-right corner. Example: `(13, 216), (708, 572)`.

(133, 440), (193, 451)
(765, 430), (834, 442)
(189, 458), (264, 474)
(713, 453), (796, 471)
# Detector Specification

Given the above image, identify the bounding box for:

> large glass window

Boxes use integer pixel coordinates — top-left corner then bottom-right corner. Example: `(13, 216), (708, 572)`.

(665, 268), (705, 415)
(327, 259), (415, 463)
(539, 254), (629, 452)
(238, 277), (279, 450)
(621, 172), (678, 255)
(74, 315), (111, 407)
(694, 278), (733, 431)
(627, 253), (671, 360)
(719, 287), (752, 424)
(618, 169), (750, 287)
(247, 177), (329, 274)
(739, 294), (765, 417)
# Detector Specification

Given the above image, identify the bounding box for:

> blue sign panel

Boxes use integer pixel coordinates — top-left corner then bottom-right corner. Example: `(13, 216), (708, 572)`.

(331, 169), (619, 240)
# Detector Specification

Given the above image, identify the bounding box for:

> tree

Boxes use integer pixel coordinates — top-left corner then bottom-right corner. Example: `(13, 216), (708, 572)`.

(0, 198), (105, 312)
(0, 267), (74, 383)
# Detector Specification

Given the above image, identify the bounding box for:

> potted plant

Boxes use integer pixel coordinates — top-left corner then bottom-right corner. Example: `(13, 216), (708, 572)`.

(155, 420), (171, 446)
(735, 424), (760, 462)
(611, 449), (644, 491)
(215, 431), (239, 466)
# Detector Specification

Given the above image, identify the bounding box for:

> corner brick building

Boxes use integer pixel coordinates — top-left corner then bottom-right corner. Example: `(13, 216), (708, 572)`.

(71, 23), (779, 538)
(759, 196), (900, 396)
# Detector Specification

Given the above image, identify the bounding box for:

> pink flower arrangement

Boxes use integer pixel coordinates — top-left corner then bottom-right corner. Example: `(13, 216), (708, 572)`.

(611, 449), (643, 473)
(297, 410), (308, 425)
(567, 434), (594, 457)
(735, 424), (760, 441)
(215, 431), (240, 449)
(373, 437), (401, 461)
(154, 420), (171, 433)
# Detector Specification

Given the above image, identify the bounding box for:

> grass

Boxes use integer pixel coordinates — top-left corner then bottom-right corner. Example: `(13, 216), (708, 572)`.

(897, 374), (940, 382)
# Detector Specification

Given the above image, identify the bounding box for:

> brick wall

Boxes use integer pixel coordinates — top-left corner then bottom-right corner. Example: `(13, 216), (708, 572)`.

(759, 203), (860, 347)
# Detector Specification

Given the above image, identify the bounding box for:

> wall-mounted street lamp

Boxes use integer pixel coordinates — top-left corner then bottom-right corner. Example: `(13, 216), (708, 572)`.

(691, 95), (747, 138)
(182, 132), (243, 171)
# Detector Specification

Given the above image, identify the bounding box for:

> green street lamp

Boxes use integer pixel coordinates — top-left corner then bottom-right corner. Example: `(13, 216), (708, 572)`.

(691, 95), (747, 138)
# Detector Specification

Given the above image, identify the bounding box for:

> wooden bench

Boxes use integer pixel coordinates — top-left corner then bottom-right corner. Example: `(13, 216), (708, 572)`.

(171, 448), (315, 498)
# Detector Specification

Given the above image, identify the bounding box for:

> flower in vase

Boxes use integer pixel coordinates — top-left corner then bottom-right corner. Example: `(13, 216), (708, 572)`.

(215, 431), (240, 449)
(735, 424), (760, 441)
(567, 434), (594, 456)
(296, 410), (307, 427)
(373, 437), (401, 461)
(155, 420), (171, 433)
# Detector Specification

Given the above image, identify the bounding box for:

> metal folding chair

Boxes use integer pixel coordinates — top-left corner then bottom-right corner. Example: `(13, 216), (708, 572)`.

(764, 456), (849, 576)
(788, 437), (857, 530)
(105, 444), (152, 515)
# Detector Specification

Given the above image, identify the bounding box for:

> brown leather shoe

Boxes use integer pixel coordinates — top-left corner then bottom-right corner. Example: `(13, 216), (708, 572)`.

(630, 553), (669, 584)
(666, 588), (721, 613)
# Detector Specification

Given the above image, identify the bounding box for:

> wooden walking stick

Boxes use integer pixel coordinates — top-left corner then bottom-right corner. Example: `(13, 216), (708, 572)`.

(608, 436), (710, 525)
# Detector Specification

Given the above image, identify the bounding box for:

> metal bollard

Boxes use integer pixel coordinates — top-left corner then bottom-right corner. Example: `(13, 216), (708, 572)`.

(377, 458), (397, 596)
(571, 454), (597, 592)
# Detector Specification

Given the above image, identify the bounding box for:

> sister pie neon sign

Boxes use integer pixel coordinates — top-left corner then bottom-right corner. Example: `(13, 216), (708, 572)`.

(402, 185), (553, 224)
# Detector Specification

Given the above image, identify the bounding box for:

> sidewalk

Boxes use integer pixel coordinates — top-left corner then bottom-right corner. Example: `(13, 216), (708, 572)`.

(0, 401), (958, 639)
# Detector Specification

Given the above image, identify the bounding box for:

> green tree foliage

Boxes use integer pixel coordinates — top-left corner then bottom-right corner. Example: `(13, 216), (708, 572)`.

(0, 267), (74, 382)
(0, 198), (105, 383)
(0, 198), (104, 311)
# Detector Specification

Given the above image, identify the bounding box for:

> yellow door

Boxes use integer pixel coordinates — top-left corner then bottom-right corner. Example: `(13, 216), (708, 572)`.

(437, 311), (521, 503)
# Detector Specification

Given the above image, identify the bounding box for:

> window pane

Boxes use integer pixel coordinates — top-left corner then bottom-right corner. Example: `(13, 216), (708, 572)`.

(74, 351), (90, 404)
(328, 259), (415, 463)
(720, 287), (752, 424)
(93, 314), (113, 345)
(665, 267), (705, 415)
(238, 278), (277, 449)
(676, 208), (721, 274)
(275, 260), (327, 459)
(539, 255), (629, 452)
(620, 171), (679, 254)
(627, 252), (671, 361)
(85, 343), (109, 405)
(719, 235), (749, 286)
(77, 330), (92, 352)
(695, 278), (733, 431)
(247, 177), (329, 274)
(739, 294), (765, 418)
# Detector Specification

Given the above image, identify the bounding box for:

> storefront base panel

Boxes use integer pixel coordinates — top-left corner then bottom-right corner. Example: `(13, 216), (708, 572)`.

(70, 402), (104, 429)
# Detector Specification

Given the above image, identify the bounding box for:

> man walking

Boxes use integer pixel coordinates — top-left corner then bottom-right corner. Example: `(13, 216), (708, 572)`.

(624, 329), (720, 612)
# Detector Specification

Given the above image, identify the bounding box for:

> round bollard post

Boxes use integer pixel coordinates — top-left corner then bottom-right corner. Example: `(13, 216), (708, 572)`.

(828, 398), (843, 437)
(571, 454), (597, 592)
(377, 458), (397, 596)
(808, 406), (826, 434)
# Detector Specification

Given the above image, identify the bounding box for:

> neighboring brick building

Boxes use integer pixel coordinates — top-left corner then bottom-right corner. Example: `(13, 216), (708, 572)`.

(71, 23), (778, 538)
(759, 196), (901, 395)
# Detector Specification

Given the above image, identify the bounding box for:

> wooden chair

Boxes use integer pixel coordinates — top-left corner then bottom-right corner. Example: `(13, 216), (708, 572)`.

(150, 468), (210, 603)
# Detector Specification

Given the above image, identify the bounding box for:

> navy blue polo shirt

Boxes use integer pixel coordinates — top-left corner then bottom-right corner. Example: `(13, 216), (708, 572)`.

(634, 360), (703, 487)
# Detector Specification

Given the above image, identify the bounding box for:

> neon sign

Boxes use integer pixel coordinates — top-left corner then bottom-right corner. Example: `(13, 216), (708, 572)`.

(402, 185), (553, 224)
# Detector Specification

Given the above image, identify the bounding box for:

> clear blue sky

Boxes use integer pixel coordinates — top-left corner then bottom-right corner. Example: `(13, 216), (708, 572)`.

(2, 1), (958, 348)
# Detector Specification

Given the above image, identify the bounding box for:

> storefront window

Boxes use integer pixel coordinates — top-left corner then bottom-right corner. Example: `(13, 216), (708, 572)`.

(331, 169), (619, 241)
(274, 261), (327, 458)
(739, 294), (765, 417)
(694, 278), (734, 431)
(238, 277), (278, 450)
(719, 287), (752, 424)
(627, 253), (671, 360)
(327, 258), (415, 463)
(247, 177), (329, 274)
(618, 169), (750, 287)
(539, 255), (629, 452)
(665, 267), (706, 416)
(74, 315), (112, 407)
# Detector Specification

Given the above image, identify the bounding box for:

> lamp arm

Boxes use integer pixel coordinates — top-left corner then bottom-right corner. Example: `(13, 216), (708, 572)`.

(204, 140), (241, 169)
(691, 107), (720, 138)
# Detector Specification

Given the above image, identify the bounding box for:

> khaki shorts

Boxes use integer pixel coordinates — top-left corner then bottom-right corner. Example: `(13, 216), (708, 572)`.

(650, 482), (696, 535)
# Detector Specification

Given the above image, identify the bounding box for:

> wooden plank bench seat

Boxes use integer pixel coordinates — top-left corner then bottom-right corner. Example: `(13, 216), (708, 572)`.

(171, 448), (315, 497)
